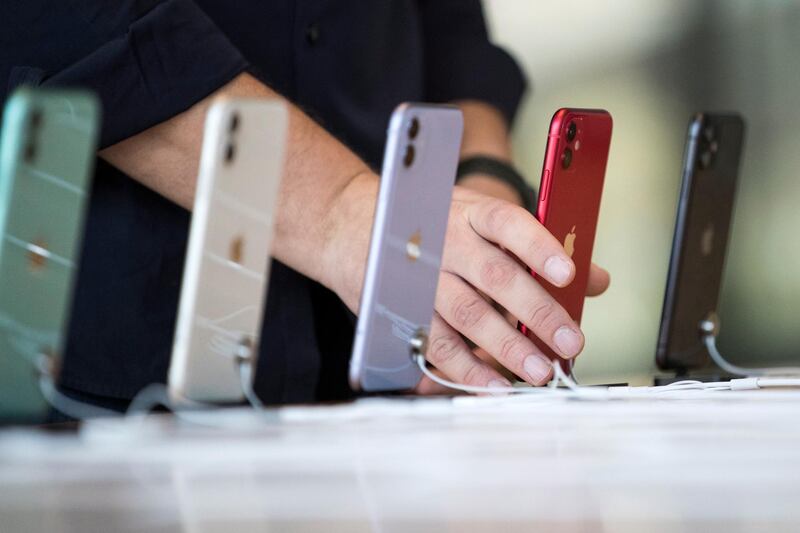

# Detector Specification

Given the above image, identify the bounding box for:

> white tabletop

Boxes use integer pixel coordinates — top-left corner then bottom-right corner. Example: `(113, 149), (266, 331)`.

(2, 392), (800, 532)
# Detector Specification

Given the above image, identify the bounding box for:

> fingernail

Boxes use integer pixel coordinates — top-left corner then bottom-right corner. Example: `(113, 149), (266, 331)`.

(523, 355), (552, 384)
(554, 326), (583, 358)
(487, 379), (512, 395)
(544, 256), (573, 286)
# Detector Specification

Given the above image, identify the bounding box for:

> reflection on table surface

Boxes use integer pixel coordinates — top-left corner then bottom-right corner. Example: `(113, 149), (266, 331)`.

(2, 393), (800, 533)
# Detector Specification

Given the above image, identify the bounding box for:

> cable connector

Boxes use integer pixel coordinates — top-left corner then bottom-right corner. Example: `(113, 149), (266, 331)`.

(728, 378), (760, 391)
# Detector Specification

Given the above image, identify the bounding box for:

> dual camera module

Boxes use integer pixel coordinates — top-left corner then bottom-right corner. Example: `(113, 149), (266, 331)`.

(561, 121), (577, 169)
(403, 117), (420, 168)
(24, 109), (44, 163)
(225, 112), (241, 164)
(698, 125), (719, 170)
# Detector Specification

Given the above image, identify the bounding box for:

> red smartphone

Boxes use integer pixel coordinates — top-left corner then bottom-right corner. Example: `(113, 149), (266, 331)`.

(520, 108), (613, 373)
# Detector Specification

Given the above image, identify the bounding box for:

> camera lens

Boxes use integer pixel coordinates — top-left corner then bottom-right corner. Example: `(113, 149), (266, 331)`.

(225, 143), (236, 164)
(30, 110), (43, 130)
(24, 142), (37, 163)
(699, 150), (713, 169)
(561, 148), (572, 169)
(408, 117), (420, 140)
(698, 135), (718, 169)
(566, 121), (577, 142)
(403, 144), (415, 167)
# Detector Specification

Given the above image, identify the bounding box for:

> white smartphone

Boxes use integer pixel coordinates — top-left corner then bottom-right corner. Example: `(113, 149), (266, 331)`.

(349, 103), (463, 392)
(168, 98), (287, 403)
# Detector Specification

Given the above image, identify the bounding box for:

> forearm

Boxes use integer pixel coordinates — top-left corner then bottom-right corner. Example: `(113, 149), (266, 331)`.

(456, 99), (513, 161)
(453, 100), (523, 205)
(99, 72), (372, 289)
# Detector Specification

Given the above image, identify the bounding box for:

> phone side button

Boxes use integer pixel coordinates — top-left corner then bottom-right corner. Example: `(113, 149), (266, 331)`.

(539, 169), (551, 202)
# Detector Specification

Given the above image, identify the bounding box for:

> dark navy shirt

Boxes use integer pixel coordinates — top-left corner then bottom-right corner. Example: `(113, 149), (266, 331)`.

(0, 0), (526, 405)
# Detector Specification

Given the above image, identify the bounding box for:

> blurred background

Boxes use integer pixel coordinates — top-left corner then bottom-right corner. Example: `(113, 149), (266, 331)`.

(484, 0), (800, 384)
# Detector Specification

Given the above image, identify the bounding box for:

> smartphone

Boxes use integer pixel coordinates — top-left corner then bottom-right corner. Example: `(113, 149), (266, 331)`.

(0, 88), (99, 424)
(656, 114), (745, 372)
(168, 98), (287, 403)
(520, 108), (613, 373)
(349, 104), (463, 392)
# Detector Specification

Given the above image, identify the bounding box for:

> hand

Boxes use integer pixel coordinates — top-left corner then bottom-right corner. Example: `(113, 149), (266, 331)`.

(416, 260), (609, 394)
(324, 175), (610, 392)
(423, 166), (609, 392)
(412, 186), (609, 391)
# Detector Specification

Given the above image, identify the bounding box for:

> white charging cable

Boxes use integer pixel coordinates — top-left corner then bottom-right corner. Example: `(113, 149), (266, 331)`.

(36, 347), (262, 423)
(38, 363), (122, 420)
(236, 357), (265, 410)
(413, 352), (800, 398)
(38, 358), (212, 422)
(413, 353), (616, 398)
(700, 320), (800, 377)
(414, 315), (800, 397)
(213, 334), (266, 411)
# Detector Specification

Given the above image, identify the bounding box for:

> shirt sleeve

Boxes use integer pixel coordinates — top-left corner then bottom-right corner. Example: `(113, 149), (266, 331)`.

(417, 0), (528, 127)
(38, 0), (249, 148)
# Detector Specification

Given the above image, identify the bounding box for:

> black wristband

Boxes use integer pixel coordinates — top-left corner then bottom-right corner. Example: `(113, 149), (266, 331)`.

(456, 156), (535, 213)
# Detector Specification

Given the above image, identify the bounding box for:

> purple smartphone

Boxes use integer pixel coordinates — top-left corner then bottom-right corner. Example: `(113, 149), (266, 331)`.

(348, 104), (463, 391)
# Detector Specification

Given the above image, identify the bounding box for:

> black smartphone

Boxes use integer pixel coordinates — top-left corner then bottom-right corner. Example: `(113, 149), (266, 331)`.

(656, 113), (746, 372)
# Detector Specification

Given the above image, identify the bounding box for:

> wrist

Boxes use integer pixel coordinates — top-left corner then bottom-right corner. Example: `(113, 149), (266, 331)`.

(457, 173), (525, 206)
(319, 170), (379, 311)
(456, 155), (535, 212)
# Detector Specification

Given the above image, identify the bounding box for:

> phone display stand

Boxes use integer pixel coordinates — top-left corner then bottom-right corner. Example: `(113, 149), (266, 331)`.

(654, 314), (730, 386)
(698, 315), (800, 378)
(651, 311), (800, 385)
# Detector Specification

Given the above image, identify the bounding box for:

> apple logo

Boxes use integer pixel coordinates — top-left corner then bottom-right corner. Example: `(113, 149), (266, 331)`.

(701, 222), (714, 256)
(406, 230), (422, 261)
(229, 235), (245, 265)
(563, 225), (577, 257)
(26, 238), (49, 273)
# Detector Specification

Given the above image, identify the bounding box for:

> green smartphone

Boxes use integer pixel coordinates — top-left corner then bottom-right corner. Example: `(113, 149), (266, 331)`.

(0, 88), (99, 424)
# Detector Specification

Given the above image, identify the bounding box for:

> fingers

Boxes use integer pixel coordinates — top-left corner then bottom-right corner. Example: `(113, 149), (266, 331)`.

(586, 263), (611, 297)
(424, 314), (513, 389)
(435, 272), (555, 385)
(474, 346), (515, 379)
(414, 372), (464, 396)
(465, 199), (576, 288)
(425, 194), (608, 395)
(450, 236), (585, 360)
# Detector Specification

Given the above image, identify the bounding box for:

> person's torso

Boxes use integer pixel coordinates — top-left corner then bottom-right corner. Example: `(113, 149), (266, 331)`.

(45, 0), (428, 403)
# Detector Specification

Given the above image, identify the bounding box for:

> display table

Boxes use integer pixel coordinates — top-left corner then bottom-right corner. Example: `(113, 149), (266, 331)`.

(2, 392), (800, 532)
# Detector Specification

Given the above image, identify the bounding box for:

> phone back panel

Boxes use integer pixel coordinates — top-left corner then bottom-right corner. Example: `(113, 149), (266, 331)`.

(521, 109), (612, 372)
(656, 114), (745, 371)
(349, 104), (463, 391)
(168, 99), (287, 403)
(0, 88), (98, 423)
